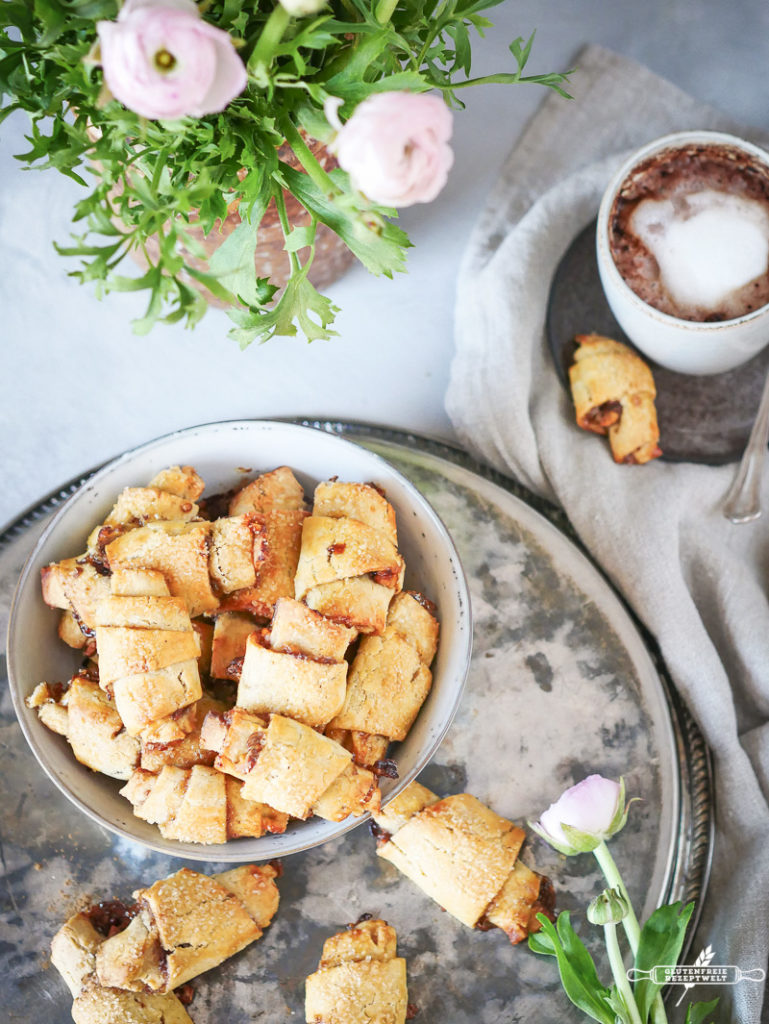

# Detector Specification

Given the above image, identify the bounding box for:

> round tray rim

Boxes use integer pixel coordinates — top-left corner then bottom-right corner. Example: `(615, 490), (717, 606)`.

(0, 416), (714, 943)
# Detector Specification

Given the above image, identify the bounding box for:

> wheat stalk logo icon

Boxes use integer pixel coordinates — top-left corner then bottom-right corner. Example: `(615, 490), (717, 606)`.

(675, 946), (716, 1005)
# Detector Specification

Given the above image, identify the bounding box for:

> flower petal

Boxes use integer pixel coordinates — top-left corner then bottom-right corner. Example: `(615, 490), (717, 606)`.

(189, 22), (247, 116)
(335, 91), (454, 208)
(98, 1), (245, 121)
(536, 774), (624, 854)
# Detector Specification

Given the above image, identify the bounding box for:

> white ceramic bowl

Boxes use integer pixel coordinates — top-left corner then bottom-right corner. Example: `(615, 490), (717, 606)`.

(596, 130), (769, 375)
(7, 421), (472, 861)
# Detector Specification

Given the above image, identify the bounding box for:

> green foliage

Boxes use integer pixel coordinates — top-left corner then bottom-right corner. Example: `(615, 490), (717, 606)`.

(633, 902), (694, 1023)
(529, 913), (616, 1024)
(530, 902), (719, 1024)
(0, 0), (572, 344)
(684, 998), (719, 1024)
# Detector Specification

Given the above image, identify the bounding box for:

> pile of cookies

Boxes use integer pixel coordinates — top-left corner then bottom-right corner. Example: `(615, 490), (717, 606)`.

(50, 775), (555, 1024)
(51, 864), (280, 1024)
(33, 462), (555, 1024)
(28, 464), (439, 843)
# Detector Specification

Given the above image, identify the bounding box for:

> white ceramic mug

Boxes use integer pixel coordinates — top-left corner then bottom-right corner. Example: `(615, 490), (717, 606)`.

(596, 130), (769, 375)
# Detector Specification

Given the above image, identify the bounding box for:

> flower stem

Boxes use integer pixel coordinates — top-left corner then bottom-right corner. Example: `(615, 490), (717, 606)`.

(374, 0), (398, 23)
(249, 5), (291, 71)
(594, 842), (669, 1024)
(416, 3), (447, 65)
(436, 71), (573, 97)
(604, 923), (644, 1024)
(594, 842), (641, 954)
(273, 186), (301, 275)
(279, 115), (340, 197)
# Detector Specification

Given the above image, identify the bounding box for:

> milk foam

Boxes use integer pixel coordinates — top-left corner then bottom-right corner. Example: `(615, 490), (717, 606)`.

(629, 189), (769, 314)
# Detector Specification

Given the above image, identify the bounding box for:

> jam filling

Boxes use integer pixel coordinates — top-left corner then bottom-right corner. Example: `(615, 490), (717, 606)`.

(85, 899), (139, 938)
(347, 912), (373, 929)
(531, 874), (557, 923)
(371, 566), (400, 587)
(176, 984), (195, 1006)
(475, 916), (495, 932)
(245, 732), (266, 772)
(197, 487), (239, 521)
(227, 656), (245, 679)
(76, 663), (100, 684)
(584, 400), (622, 429)
(372, 758), (399, 780)
(408, 591), (438, 616)
(365, 481), (387, 498)
(368, 820), (391, 847)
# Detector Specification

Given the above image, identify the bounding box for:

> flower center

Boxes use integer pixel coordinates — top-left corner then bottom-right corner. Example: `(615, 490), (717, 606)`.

(153, 49), (177, 73)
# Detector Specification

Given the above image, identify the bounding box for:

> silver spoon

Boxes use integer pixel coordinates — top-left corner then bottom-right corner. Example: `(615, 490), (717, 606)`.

(724, 368), (769, 523)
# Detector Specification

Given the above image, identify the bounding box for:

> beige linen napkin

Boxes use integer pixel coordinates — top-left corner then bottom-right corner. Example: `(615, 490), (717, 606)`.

(446, 44), (769, 1024)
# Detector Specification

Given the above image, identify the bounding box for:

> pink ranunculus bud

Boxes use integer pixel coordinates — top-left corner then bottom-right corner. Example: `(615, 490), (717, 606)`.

(97, 0), (247, 121)
(333, 91), (454, 208)
(530, 775), (629, 855)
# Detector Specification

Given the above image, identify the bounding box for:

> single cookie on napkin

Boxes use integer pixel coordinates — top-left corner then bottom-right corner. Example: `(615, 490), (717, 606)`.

(569, 333), (662, 464)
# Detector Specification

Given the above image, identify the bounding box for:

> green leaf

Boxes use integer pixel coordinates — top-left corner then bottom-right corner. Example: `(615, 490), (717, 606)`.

(634, 902), (694, 1023)
(227, 270), (337, 347)
(68, 0), (117, 17)
(184, 264), (240, 306)
(219, 0), (244, 27)
(283, 223), (315, 252)
(296, 102), (334, 144)
(684, 997), (719, 1024)
(280, 164), (410, 278)
(510, 31), (535, 74)
(329, 70), (431, 105)
(54, 238), (123, 259)
(207, 213), (267, 307)
(528, 928), (557, 957)
(275, 18), (338, 56)
(33, 0), (68, 46)
(107, 267), (162, 292)
(0, 101), (20, 124)
(446, 20), (472, 75)
(323, 30), (392, 90)
(0, 51), (24, 93)
(606, 986), (633, 1023)
(530, 913), (615, 1024)
(455, 0), (506, 15)
(130, 267), (164, 335)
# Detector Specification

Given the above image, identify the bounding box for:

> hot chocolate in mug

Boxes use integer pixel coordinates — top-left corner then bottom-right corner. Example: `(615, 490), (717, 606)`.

(596, 130), (769, 375)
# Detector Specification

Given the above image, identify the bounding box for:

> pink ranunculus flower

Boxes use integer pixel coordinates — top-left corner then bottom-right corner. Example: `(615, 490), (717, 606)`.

(530, 775), (629, 855)
(333, 91), (454, 208)
(97, 0), (247, 121)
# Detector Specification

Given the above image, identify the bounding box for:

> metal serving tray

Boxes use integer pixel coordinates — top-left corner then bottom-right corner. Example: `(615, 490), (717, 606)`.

(0, 422), (712, 1023)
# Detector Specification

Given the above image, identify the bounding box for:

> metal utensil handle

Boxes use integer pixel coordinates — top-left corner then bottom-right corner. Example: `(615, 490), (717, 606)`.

(723, 368), (769, 523)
